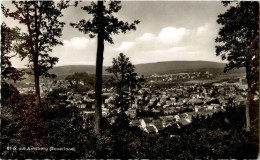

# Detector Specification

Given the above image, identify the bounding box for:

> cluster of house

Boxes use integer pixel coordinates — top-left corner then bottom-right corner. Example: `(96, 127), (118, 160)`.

(149, 72), (213, 83)
(128, 114), (190, 134)
(122, 80), (247, 134)
(16, 76), (248, 134)
(17, 79), (71, 96)
(41, 79), (71, 91)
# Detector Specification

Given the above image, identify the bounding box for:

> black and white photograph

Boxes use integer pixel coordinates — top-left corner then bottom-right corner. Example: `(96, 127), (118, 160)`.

(1, 0), (259, 159)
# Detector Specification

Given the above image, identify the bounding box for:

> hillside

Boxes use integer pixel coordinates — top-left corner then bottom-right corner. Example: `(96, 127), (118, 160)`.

(49, 61), (245, 78)
(49, 65), (102, 79)
(18, 61), (245, 81)
(135, 61), (226, 75)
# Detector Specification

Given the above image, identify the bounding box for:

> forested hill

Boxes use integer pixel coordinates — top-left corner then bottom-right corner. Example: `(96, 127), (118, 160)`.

(134, 61), (245, 75)
(47, 61), (244, 77)
(49, 65), (99, 77)
(19, 61), (245, 80)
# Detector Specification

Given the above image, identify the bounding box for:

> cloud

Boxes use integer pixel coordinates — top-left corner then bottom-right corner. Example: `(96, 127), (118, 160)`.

(135, 27), (190, 47)
(196, 24), (210, 34)
(118, 26), (192, 55)
(138, 33), (156, 42)
(153, 46), (187, 55)
(117, 41), (135, 51)
(50, 37), (97, 66)
(158, 27), (190, 44)
(63, 37), (96, 49)
(11, 23), (222, 68)
(113, 23), (222, 65)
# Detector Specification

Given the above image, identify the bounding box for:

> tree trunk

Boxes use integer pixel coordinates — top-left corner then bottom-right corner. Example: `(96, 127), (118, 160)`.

(246, 61), (259, 157)
(34, 2), (41, 106)
(94, 0), (104, 135)
(245, 100), (250, 131)
(257, 4), (259, 156)
(246, 65), (254, 131)
(24, 2), (41, 105)
(246, 67), (251, 132)
(34, 71), (41, 105)
(245, 5), (260, 155)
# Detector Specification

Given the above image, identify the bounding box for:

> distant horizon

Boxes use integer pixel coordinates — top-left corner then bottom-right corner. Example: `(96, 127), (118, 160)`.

(17, 60), (228, 69)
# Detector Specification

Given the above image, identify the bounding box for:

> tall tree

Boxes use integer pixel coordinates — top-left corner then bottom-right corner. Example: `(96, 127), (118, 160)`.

(2, 1), (74, 105)
(1, 23), (24, 82)
(106, 53), (144, 115)
(71, 1), (140, 134)
(215, 1), (259, 154)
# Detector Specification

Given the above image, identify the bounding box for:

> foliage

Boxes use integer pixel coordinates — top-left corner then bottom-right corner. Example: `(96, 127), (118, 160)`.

(2, 1), (72, 78)
(166, 129), (255, 159)
(159, 106), (257, 159)
(1, 83), (46, 158)
(181, 106), (246, 134)
(1, 82), (21, 158)
(94, 106), (256, 159)
(1, 23), (24, 82)
(70, 0), (140, 134)
(215, 1), (259, 74)
(65, 72), (94, 92)
(215, 1), (259, 149)
(1, 82), (92, 158)
(70, 1), (140, 44)
(46, 88), (68, 105)
(94, 117), (145, 159)
(43, 105), (92, 159)
(1, 84), (94, 158)
(106, 53), (145, 113)
(2, 1), (75, 104)
(1, 92), (257, 159)
(71, 84), (91, 93)
(65, 72), (112, 91)
(66, 72), (95, 86)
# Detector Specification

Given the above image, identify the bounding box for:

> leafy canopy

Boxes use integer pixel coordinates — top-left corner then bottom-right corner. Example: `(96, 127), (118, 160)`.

(70, 1), (140, 44)
(215, 1), (259, 73)
(1, 23), (24, 82)
(106, 53), (144, 112)
(2, 1), (76, 78)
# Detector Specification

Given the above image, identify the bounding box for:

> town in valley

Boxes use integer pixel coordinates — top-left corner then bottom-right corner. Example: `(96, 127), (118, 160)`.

(14, 70), (248, 134)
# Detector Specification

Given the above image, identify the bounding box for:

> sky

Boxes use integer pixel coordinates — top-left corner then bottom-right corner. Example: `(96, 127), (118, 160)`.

(1, 1), (228, 68)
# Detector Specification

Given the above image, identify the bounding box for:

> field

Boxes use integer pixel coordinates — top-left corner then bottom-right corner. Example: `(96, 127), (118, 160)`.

(184, 73), (246, 84)
(184, 79), (220, 84)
